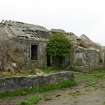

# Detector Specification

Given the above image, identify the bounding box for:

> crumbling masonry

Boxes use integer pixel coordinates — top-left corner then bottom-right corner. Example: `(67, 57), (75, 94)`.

(0, 20), (105, 72)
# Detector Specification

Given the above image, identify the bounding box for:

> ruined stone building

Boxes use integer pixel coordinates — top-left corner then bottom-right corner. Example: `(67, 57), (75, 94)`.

(0, 20), (105, 71)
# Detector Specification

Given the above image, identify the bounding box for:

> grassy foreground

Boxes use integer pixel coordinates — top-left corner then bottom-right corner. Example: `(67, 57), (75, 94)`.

(0, 79), (76, 99)
(76, 70), (105, 86)
(17, 96), (42, 105)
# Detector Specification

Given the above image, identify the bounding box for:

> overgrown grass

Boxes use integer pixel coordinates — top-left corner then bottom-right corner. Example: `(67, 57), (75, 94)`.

(0, 79), (76, 99)
(42, 66), (63, 74)
(17, 96), (42, 105)
(76, 70), (105, 86)
(0, 71), (35, 77)
(0, 67), (63, 77)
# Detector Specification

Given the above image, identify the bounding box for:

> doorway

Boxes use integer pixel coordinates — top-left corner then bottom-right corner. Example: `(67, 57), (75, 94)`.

(31, 45), (38, 60)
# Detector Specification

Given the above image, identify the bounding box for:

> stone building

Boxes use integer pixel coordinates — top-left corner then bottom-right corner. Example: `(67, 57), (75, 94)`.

(0, 20), (51, 70)
(0, 20), (105, 71)
(71, 35), (105, 71)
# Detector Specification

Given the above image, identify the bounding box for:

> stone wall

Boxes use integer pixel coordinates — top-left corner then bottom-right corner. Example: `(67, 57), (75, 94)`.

(0, 71), (74, 92)
(73, 47), (100, 65)
(15, 38), (47, 69)
(71, 64), (105, 72)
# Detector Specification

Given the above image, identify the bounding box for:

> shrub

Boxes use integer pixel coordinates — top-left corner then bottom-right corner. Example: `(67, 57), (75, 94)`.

(47, 32), (71, 67)
(47, 32), (71, 57)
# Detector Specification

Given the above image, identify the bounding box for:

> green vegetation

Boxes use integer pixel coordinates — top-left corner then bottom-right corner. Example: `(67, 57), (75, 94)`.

(47, 32), (71, 57)
(76, 70), (105, 87)
(42, 66), (64, 73)
(17, 96), (42, 105)
(0, 67), (63, 77)
(47, 32), (71, 67)
(0, 68), (48, 77)
(0, 70), (39, 77)
(0, 80), (76, 99)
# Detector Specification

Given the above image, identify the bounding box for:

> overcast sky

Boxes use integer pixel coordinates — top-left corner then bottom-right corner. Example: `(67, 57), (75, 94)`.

(0, 0), (105, 45)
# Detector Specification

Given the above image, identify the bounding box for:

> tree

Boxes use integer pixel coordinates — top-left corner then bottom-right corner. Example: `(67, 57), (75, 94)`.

(47, 32), (71, 67)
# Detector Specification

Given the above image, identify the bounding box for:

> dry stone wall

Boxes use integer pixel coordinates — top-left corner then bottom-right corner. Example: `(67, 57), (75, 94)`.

(0, 71), (74, 92)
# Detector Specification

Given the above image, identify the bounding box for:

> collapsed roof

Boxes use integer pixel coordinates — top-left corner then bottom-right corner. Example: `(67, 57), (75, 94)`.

(0, 20), (104, 51)
(0, 20), (50, 41)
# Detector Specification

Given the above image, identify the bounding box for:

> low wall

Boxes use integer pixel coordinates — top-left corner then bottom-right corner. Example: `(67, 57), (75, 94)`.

(90, 64), (105, 71)
(72, 65), (89, 72)
(0, 71), (74, 92)
(72, 64), (105, 72)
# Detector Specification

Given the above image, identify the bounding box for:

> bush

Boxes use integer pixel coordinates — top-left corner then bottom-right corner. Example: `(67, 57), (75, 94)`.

(47, 32), (71, 67)
(47, 32), (71, 57)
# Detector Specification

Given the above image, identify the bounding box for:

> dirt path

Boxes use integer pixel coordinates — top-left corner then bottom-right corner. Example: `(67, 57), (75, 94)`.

(1, 84), (105, 105)
(37, 83), (105, 105)
(37, 72), (105, 105)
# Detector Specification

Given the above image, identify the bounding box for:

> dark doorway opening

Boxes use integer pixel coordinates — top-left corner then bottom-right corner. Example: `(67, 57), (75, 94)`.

(47, 55), (70, 67)
(31, 45), (38, 60)
(47, 53), (51, 66)
(47, 55), (64, 67)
